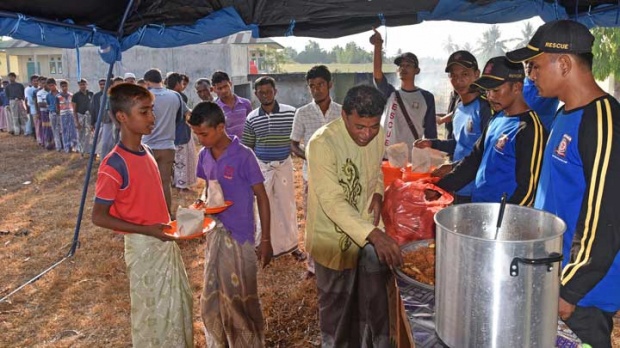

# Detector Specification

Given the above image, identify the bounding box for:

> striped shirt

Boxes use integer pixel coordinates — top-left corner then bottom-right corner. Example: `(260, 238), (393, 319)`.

(242, 101), (296, 162)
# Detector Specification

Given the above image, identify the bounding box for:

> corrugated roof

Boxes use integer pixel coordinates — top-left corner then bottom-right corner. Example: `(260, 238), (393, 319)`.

(206, 31), (282, 47)
(0, 31), (282, 50)
(0, 40), (41, 49)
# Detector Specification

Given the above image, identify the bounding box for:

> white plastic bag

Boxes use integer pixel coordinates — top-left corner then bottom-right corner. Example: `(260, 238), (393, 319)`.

(411, 148), (446, 172)
(176, 207), (204, 237)
(206, 179), (225, 207)
(386, 142), (409, 168)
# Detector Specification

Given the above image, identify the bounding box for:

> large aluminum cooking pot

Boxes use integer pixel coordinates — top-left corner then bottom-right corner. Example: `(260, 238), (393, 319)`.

(434, 203), (566, 348)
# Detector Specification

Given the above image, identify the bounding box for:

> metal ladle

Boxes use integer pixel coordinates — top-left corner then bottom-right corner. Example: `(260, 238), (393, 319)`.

(494, 193), (508, 240)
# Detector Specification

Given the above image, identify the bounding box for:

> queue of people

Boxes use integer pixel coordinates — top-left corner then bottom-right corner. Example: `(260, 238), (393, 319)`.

(1, 18), (612, 348)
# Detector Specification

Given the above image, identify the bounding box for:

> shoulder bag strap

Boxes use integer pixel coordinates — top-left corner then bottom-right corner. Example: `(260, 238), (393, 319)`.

(394, 90), (420, 140)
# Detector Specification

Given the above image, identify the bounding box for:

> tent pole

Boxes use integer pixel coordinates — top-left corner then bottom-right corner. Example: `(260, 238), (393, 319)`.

(67, 0), (135, 257)
(67, 61), (115, 257)
(0, 0), (135, 304)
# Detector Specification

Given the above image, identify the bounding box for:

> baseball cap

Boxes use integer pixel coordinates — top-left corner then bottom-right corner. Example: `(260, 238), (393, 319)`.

(506, 20), (594, 63)
(394, 52), (419, 67)
(445, 50), (478, 72)
(472, 57), (525, 90)
(123, 72), (136, 79)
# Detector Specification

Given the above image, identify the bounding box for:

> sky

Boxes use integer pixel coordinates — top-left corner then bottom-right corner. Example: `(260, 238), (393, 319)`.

(272, 17), (544, 59)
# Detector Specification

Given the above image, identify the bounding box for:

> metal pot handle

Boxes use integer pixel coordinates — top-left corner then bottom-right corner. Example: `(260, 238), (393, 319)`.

(509, 252), (563, 277)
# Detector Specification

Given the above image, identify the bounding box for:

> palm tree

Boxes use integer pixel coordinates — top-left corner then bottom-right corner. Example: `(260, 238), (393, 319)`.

(443, 35), (459, 54)
(475, 25), (511, 65)
(514, 22), (535, 49)
(444, 36), (475, 54)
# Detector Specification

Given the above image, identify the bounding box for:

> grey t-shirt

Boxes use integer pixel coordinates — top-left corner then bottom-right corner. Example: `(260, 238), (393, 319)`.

(142, 88), (187, 150)
(374, 77), (437, 154)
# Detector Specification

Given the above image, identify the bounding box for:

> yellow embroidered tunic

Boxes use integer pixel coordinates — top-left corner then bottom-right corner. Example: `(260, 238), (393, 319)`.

(305, 118), (385, 271)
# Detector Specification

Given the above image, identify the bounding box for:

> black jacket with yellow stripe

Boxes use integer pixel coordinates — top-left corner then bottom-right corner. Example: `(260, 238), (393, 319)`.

(534, 94), (620, 312)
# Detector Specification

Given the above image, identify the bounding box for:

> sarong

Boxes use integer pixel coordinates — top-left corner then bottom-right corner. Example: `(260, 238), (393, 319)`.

(49, 111), (63, 151)
(124, 233), (193, 348)
(315, 245), (391, 348)
(0, 106), (7, 131)
(60, 109), (79, 152)
(9, 99), (27, 134)
(99, 122), (116, 159)
(201, 220), (264, 348)
(174, 139), (197, 189)
(39, 109), (54, 150)
(5, 105), (14, 134)
(254, 157), (298, 256)
(34, 112), (43, 145)
(76, 112), (92, 154)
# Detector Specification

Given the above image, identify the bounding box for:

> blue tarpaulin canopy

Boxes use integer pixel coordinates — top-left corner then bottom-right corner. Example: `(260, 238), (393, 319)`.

(1, 0), (620, 64)
(2, 0), (620, 302)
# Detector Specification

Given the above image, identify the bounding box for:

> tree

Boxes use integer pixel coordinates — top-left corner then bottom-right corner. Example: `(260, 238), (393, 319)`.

(443, 36), (474, 54)
(295, 40), (333, 63)
(255, 47), (290, 73)
(592, 27), (620, 98)
(513, 22), (534, 49)
(331, 42), (372, 64)
(475, 25), (512, 65)
(443, 36), (459, 54)
(283, 47), (298, 62)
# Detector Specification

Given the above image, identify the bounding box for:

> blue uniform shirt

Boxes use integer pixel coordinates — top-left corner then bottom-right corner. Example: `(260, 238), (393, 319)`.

(523, 77), (560, 132)
(535, 95), (620, 312)
(448, 96), (491, 197)
(474, 111), (544, 203)
(437, 110), (546, 206)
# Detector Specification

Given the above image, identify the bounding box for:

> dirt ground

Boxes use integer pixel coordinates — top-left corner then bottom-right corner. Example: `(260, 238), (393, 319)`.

(0, 132), (618, 347)
(0, 133), (319, 347)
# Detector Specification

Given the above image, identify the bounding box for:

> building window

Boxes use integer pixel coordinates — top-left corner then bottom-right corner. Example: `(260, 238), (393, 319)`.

(49, 57), (56, 74)
(49, 56), (63, 74)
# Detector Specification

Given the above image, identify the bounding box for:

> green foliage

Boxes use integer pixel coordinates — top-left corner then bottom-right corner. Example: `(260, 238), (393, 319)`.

(295, 40), (334, 64)
(283, 47), (298, 62)
(331, 42), (372, 64)
(288, 40), (373, 64)
(592, 27), (620, 81)
(443, 36), (474, 54)
(475, 25), (512, 65)
(255, 47), (291, 73)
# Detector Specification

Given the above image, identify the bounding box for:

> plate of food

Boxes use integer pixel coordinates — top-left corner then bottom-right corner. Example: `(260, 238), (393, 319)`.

(204, 200), (233, 214)
(164, 218), (216, 240)
(396, 239), (436, 291)
(190, 199), (234, 214)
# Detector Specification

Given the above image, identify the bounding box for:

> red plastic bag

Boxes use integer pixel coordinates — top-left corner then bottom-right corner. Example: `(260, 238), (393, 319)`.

(382, 179), (454, 245)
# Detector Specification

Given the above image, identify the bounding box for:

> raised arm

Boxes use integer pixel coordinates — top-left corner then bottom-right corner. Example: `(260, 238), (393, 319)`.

(371, 28), (384, 82)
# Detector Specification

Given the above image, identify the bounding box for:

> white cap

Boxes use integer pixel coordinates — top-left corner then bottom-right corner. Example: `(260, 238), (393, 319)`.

(123, 72), (136, 79)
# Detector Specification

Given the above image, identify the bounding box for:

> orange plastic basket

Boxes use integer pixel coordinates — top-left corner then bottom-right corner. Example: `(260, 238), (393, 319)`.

(382, 161), (404, 188)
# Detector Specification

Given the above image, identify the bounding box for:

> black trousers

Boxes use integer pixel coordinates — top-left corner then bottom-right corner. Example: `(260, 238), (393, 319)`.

(565, 305), (615, 348)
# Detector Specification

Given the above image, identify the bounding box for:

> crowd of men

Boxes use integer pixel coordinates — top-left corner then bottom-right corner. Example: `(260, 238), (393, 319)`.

(2, 19), (619, 348)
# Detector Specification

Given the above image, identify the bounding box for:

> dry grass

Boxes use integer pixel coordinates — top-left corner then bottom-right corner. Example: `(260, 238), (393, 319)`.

(0, 132), (618, 347)
(0, 132), (319, 347)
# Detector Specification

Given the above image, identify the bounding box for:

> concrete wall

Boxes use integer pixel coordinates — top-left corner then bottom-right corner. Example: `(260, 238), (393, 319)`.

(63, 43), (253, 102)
(246, 70), (452, 113)
(247, 72), (389, 109)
